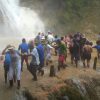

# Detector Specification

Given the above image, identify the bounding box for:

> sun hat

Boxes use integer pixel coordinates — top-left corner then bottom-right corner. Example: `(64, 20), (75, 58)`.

(7, 45), (15, 50)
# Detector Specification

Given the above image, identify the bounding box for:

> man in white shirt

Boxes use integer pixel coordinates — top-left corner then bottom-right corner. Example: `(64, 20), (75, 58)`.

(29, 46), (40, 81)
(47, 32), (54, 43)
(45, 43), (53, 65)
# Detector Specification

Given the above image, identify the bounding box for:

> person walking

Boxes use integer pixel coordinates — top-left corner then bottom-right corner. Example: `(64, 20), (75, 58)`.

(57, 39), (67, 70)
(71, 39), (80, 67)
(18, 38), (29, 71)
(36, 43), (44, 75)
(2, 45), (11, 84)
(2, 45), (21, 89)
(93, 40), (100, 59)
(82, 42), (92, 68)
(29, 45), (40, 81)
(45, 42), (53, 66)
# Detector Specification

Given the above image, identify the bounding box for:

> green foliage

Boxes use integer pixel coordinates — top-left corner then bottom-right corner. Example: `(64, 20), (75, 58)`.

(21, 0), (100, 34)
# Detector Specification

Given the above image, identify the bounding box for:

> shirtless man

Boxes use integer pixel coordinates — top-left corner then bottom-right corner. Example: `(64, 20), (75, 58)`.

(82, 42), (92, 68)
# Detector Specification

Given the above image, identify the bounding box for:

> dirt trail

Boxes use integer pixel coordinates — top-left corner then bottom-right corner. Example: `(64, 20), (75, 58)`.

(0, 51), (100, 100)
(0, 64), (17, 100)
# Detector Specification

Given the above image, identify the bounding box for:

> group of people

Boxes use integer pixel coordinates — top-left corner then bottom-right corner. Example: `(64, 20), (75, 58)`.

(1, 38), (45, 89)
(1, 31), (100, 89)
(56, 32), (100, 69)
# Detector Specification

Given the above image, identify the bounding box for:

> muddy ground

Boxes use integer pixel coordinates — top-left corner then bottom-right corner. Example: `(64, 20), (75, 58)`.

(0, 47), (100, 100)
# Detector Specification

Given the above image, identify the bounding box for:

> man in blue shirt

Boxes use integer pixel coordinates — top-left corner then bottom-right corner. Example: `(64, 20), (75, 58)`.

(37, 43), (44, 76)
(93, 45), (100, 59)
(18, 38), (29, 71)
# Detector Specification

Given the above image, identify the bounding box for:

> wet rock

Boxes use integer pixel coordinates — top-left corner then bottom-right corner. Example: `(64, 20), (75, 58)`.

(62, 96), (69, 100)
(48, 77), (100, 100)
(13, 89), (37, 100)
(13, 90), (27, 100)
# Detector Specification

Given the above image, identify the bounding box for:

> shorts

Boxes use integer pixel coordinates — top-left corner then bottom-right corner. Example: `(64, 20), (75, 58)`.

(82, 53), (91, 60)
(29, 63), (39, 73)
(72, 53), (80, 60)
(58, 55), (65, 63)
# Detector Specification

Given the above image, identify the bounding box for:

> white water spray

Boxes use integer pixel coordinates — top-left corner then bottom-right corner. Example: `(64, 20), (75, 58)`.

(0, 0), (45, 51)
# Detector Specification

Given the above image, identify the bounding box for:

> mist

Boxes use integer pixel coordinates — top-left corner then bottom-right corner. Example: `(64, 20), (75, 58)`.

(0, 0), (45, 51)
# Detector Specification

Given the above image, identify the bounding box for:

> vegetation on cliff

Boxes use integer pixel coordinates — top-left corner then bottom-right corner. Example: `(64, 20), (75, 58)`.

(20, 0), (100, 34)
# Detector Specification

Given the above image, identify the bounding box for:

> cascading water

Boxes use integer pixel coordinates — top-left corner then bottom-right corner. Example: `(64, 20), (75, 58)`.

(0, 0), (45, 51)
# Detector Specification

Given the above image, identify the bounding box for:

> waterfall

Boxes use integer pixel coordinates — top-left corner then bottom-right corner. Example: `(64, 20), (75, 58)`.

(0, 0), (45, 51)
